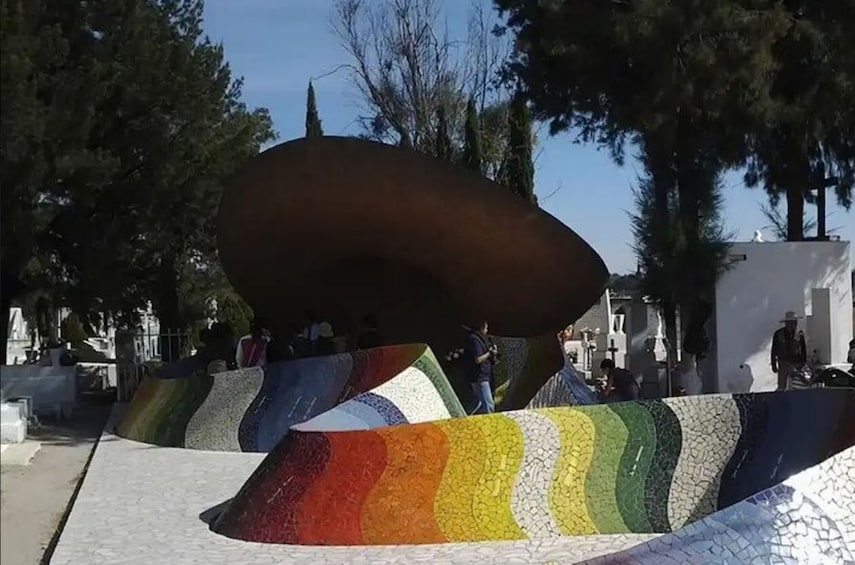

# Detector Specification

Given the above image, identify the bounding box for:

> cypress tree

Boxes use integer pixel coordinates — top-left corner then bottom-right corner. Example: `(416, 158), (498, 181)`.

(435, 103), (452, 160)
(305, 81), (323, 138)
(462, 97), (483, 174)
(505, 91), (535, 203)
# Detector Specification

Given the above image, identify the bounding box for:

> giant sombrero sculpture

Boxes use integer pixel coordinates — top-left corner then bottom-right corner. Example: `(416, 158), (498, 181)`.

(110, 137), (855, 562)
(217, 136), (609, 408)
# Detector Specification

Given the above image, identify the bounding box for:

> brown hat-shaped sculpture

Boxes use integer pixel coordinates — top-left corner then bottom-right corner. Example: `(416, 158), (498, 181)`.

(217, 137), (608, 404)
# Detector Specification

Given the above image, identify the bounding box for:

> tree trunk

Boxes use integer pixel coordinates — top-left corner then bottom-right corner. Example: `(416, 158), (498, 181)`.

(785, 184), (805, 241)
(155, 253), (186, 362)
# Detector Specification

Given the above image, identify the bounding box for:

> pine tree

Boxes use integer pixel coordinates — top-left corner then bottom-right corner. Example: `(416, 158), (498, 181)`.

(435, 103), (452, 160)
(305, 81), (323, 138)
(462, 97), (483, 174)
(504, 91), (535, 203)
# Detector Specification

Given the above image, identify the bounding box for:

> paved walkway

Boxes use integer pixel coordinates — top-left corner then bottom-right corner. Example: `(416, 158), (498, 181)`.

(50, 405), (658, 564)
(0, 404), (110, 565)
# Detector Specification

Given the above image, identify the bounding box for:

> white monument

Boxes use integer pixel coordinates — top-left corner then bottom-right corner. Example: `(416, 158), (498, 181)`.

(714, 240), (852, 392)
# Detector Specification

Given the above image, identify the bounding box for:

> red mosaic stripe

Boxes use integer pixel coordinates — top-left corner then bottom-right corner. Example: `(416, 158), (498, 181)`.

(294, 430), (388, 544)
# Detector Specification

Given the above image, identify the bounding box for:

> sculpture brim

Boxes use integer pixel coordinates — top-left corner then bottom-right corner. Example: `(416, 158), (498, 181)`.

(217, 136), (608, 341)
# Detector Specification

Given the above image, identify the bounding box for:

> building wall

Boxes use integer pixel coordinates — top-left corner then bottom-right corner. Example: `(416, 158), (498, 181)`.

(714, 241), (852, 393)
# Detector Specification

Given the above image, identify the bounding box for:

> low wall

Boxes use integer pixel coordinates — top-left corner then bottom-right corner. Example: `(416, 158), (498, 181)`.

(115, 344), (464, 452)
(0, 365), (77, 418)
(714, 241), (852, 392)
(213, 388), (855, 545)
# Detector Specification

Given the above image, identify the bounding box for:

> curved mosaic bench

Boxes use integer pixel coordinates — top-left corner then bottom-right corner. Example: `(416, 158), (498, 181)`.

(115, 344), (464, 452)
(583, 445), (855, 563)
(212, 388), (855, 545)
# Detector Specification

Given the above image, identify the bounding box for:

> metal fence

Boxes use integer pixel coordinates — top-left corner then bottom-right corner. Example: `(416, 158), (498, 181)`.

(116, 329), (192, 401)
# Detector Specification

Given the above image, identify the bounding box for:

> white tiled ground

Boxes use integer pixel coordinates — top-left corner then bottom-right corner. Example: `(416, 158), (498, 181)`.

(50, 406), (658, 564)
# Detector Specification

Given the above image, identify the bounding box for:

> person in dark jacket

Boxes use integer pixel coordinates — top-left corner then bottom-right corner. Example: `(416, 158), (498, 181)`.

(771, 311), (806, 391)
(597, 358), (640, 403)
(463, 320), (498, 414)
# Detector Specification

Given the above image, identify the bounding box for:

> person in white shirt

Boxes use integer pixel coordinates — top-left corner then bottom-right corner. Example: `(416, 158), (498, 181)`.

(236, 319), (270, 368)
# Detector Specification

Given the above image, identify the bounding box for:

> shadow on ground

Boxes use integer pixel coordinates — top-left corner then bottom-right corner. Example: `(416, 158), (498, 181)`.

(200, 499), (232, 529)
(27, 401), (113, 447)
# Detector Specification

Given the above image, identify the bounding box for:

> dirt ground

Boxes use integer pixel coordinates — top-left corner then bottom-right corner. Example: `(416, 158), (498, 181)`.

(1, 400), (111, 565)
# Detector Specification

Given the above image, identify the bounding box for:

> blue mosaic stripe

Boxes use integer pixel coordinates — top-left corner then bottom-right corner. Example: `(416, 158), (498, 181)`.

(353, 392), (407, 426)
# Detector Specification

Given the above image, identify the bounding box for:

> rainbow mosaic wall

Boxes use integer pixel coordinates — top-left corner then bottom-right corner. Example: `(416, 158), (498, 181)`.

(527, 364), (598, 408)
(492, 332), (565, 409)
(115, 344), (464, 452)
(584, 445), (855, 563)
(213, 388), (855, 545)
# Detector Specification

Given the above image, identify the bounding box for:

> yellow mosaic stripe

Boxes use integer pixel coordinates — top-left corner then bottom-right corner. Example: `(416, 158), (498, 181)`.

(470, 414), (526, 540)
(538, 407), (598, 534)
(152, 377), (190, 444)
(432, 418), (488, 541)
(433, 415), (527, 541)
(116, 378), (159, 439)
(582, 406), (630, 533)
(138, 380), (179, 444)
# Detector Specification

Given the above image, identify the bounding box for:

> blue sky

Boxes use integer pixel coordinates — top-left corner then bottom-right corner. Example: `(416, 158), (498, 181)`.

(202, 0), (853, 274)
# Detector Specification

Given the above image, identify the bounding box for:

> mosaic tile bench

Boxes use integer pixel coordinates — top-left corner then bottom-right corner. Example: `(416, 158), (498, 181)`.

(114, 343), (854, 562)
(212, 388), (854, 547)
(115, 344), (464, 452)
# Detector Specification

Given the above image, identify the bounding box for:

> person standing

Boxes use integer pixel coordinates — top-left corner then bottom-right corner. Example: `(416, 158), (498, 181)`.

(236, 318), (270, 368)
(771, 311), (807, 391)
(463, 321), (498, 414)
(597, 358), (640, 402)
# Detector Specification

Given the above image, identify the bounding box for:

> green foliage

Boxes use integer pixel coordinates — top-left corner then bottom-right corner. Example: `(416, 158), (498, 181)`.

(742, 2), (855, 239)
(0, 0), (275, 361)
(461, 97), (483, 174)
(496, 0), (771, 355)
(60, 312), (89, 347)
(496, 0), (854, 241)
(504, 91), (535, 203)
(305, 81), (324, 137)
(630, 156), (732, 310)
(609, 273), (642, 295)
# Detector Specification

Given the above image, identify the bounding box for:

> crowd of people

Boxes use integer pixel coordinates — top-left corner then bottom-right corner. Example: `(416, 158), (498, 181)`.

(196, 311), (385, 374)
(193, 307), (855, 416)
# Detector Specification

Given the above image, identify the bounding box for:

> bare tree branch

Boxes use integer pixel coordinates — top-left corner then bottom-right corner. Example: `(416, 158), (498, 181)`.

(330, 0), (511, 174)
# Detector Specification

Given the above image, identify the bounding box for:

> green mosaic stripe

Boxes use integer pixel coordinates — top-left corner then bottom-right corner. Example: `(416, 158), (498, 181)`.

(414, 348), (466, 417)
(151, 377), (191, 446)
(583, 405), (630, 533)
(642, 400), (683, 532)
(611, 401), (656, 532)
(158, 376), (213, 447)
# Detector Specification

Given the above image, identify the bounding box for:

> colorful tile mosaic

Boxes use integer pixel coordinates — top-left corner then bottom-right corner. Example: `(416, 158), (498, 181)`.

(527, 363), (598, 408)
(212, 388), (855, 546)
(583, 445), (855, 564)
(115, 344), (464, 452)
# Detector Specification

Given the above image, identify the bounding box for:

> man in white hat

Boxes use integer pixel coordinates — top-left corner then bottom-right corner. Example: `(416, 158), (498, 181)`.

(770, 311), (806, 390)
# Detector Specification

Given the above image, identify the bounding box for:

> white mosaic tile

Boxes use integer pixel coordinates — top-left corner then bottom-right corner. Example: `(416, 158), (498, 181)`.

(663, 395), (742, 529)
(504, 411), (564, 538)
(371, 367), (452, 423)
(184, 368), (263, 450)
